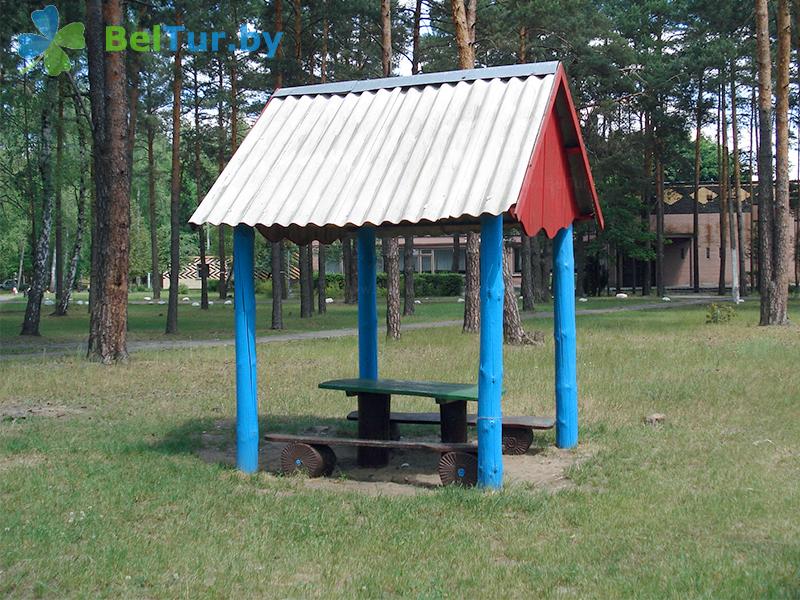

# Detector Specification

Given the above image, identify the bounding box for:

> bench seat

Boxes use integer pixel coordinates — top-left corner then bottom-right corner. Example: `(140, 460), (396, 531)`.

(346, 411), (554, 430)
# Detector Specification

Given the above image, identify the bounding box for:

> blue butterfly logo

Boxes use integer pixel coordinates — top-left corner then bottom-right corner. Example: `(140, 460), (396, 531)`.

(17, 5), (85, 76)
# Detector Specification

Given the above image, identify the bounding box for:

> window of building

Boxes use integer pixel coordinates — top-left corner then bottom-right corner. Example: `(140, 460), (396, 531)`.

(706, 248), (710, 259)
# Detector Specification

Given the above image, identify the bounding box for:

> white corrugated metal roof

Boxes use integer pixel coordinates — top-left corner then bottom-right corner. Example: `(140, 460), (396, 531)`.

(190, 63), (561, 242)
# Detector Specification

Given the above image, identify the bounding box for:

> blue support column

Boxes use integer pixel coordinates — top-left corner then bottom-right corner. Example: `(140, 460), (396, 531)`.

(357, 227), (378, 379)
(477, 214), (504, 489)
(233, 225), (259, 472)
(553, 225), (578, 448)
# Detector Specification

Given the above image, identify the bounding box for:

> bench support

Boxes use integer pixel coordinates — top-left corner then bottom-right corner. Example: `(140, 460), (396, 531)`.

(357, 392), (391, 467)
(233, 225), (259, 473)
(439, 400), (467, 443)
(553, 225), (578, 449)
(477, 214), (504, 489)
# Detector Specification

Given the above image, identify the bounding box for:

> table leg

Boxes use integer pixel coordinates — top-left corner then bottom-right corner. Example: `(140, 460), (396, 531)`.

(357, 392), (390, 467)
(439, 400), (467, 443)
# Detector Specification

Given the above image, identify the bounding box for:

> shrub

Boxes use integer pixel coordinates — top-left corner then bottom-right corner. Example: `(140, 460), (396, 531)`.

(255, 280), (272, 295)
(312, 271), (464, 297)
(705, 303), (736, 324)
(178, 283), (189, 295)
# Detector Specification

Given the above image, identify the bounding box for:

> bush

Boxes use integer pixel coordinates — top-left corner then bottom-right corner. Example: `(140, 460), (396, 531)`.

(706, 303), (736, 324)
(207, 279), (219, 293)
(178, 283), (189, 295)
(255, 280), (272, 295)
(412, 272), (463, 296)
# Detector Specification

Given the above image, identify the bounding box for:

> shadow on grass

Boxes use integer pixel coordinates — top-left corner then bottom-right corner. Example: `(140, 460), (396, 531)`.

(143, 413), (566, 495)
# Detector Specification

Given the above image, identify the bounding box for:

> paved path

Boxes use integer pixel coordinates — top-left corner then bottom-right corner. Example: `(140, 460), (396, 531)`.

(1, 297), (722, 361)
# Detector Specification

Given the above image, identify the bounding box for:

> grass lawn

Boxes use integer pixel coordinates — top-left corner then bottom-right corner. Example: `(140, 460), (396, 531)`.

(1, 301), (798, 597)
(0, 292), (659, 351)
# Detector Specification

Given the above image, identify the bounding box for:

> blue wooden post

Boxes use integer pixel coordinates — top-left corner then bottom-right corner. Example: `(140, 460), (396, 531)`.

(357, 227), (378, 379)
(477, 214), (504, 489)
(233, 225), (259, 472)
(553, 225), (578, 448)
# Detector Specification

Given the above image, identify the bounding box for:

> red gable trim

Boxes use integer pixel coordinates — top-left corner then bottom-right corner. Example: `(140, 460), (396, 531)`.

(513, 64), (603, 239)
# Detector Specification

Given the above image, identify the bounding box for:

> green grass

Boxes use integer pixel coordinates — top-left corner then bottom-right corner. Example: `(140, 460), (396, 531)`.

(1, 301), (798, 597)
(0, 291), (663, 351)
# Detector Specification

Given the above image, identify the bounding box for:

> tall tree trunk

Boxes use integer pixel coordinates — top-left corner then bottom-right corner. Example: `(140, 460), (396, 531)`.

(85, 0), (131, 362)
(54, 95), (88, 317)
(502, 244), (536, 345)
(21, 78), (56, 336)
(271, 241), (284, 329)
(655, 156), (665, 297)
(281, 241), (289, 298)
(692, 74), (703, 293)
(299, 243), (313, 317)
(763, 0), (791, 324)
(718, 83), (729, 296)
(54, 84), (64, 303)
(403, 235), (415, 315)
(750, 74), (758, 291)
(381, 0), (400, 338)
(730, 67), (747, 297)
(217, 62), (228, 299)
(147, 123), (160, 299)
(531, 233), (547, 302)
(193, 65), (209, 310)
(642, 112), (653, 296)
(411, 0), (422, 74)
(317, 243), (327, 313)
(451, 0), (480, 333)
(275, 0), (284, 88)
(165, 18), (183, 335)
(385, 237), (401, 339)
(451, 234), (460, 272)
(520, 234), (534, 310)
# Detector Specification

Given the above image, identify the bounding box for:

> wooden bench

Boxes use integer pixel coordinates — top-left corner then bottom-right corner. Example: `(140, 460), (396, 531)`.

(345, 411), (555, 455)
(264, 432), (479, 486)
(319, 378), (480, 467)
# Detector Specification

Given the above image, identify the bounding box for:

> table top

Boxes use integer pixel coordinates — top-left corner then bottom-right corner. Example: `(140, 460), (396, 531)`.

(319, 378), (480, 402)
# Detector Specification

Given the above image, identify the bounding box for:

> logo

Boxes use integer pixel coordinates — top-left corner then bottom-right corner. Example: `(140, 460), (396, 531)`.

(17, 5), (85, 76)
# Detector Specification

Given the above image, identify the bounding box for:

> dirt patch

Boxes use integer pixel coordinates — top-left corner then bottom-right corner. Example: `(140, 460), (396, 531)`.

(196, 420), (592, 497)
(0, 452), (45, 472)
(1, 403), (88, 422)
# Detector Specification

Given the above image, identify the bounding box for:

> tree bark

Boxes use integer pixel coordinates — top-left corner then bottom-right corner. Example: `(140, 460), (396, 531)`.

(165, 17), (183, 335)
(730, 66), (747, 297)
(54, 84), (64, 304)
(463, 232), (480, 332)
(692, 74), (703, 293)
(54, 95), (88, 317)
(317, 243), (327, 313)
(718, 83), (728, 296)
(531, 233), (547, 302)
(411, 0), (422, 74)
(655, 156), (665, 297)
(271, 241), (284, 329)
(403, 234), (415, 315)
(451, 234), (460, 272)
(521, 234), (534, 310)
(385, 237), (401, 339)
(147, 118), (160, 299)
(217, 61), (228, 299)
(763, 0), (791, 324)
(85, 0), (130, 362)
(21, 78), (56, 336)
(193, 64), (209, 310)
(299, 243), (313, 317)
(502, 244), (538, 345)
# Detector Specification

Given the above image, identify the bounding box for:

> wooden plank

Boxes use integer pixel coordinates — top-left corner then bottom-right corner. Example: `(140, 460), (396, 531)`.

(319, 378), (479, 402)
(264, 432), (477, 453)
(346, 411), (555, 430)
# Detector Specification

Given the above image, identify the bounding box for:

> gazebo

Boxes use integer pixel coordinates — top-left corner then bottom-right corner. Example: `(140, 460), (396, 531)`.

(190, 61), (603, 489)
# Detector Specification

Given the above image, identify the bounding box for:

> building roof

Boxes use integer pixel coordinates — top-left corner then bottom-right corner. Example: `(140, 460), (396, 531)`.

(190, 62), (602, 243)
